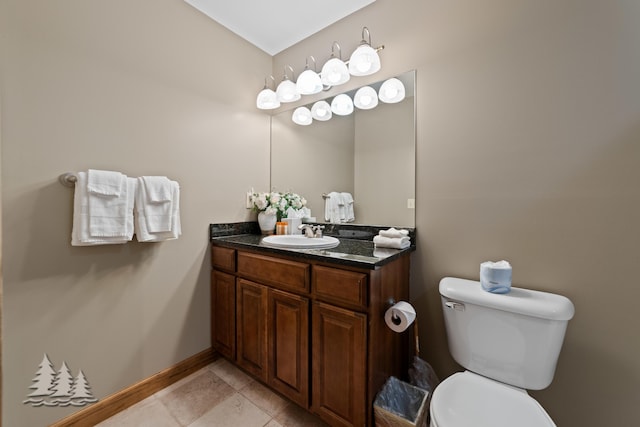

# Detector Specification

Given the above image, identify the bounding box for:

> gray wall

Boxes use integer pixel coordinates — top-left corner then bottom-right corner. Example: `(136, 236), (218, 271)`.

(1, 0), (271, 425)
(274, 1), (640, 426)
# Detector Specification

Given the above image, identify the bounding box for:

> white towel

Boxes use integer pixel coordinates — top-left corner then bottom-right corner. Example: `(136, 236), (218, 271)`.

(135, 180), (181, 242)
(324, 192), (342, 224)
(87, 169), (124, 196)
(72, 172), (136, 246)
(341, 192), (355, 222)
(85, 170), (132, 237)
(139, 176), (173, 232)
(379, 227), (409, 239)
(141, 176), (172, 202)
(373, 235), (411, 249)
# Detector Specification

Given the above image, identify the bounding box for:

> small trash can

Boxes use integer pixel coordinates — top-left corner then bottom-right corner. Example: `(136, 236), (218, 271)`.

(374, 376), (429, 427)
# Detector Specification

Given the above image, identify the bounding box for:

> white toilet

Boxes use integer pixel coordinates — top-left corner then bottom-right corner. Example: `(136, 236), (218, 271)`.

(429, 277), (575, 427)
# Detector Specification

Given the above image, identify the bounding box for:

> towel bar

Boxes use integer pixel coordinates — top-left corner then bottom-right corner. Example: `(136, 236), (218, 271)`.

(59, 172), (78, 187)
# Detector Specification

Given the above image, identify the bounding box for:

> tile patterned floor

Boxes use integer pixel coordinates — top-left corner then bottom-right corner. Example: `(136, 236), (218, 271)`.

(96, 358), (329, 427)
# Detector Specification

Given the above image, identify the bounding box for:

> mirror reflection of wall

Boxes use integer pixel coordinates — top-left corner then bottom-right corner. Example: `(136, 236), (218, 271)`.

(271, 70), (415, 228)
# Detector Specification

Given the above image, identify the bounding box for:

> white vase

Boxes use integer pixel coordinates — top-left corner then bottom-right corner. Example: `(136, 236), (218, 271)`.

(258, 211), (277, 235)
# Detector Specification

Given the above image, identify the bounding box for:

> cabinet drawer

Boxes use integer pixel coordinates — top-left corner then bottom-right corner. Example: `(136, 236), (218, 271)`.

(212, 246), (236, 272)
(313, 265), (368, 310)
(237, 251), (310, 293)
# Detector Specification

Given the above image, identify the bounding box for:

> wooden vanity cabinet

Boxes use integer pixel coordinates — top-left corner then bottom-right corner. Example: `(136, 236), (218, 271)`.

(268, 288), (309, 407)
(211, 244), (410, 427)
(236, 278), (268, 382)
(312, 301), (367, 427)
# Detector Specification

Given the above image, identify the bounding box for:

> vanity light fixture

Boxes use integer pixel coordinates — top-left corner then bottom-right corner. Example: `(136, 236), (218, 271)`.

(292, 106), (313, 126)
(276, 65), (301, 103)
(256, 76), (280, 110)
(353, 86), (378, 110)
(378, 77), (406, 103)
(311, 100), (332, 121)
(349, 27), (382, 76)
(320, 42), (351, 87)
(256, 27), (386, 109)
(331, 94), (354, 116)
(296, 56), (323, 95)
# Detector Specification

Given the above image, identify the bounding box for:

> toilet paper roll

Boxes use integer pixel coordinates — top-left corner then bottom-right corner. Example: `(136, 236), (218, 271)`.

(384, 301), (416, 333)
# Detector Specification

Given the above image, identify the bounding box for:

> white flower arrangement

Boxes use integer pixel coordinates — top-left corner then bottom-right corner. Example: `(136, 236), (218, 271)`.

(250, 191), (307, 219)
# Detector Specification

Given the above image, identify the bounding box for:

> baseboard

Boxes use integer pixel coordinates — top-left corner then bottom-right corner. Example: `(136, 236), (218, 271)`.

(51, 348), (217, 427)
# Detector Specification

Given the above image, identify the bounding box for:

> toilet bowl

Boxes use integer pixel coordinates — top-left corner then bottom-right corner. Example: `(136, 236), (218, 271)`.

(431, 277), (574, 427)
(429, 372), (555, 427)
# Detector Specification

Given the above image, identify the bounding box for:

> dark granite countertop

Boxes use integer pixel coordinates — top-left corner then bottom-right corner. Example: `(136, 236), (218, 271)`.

(210, 222), (415, 269)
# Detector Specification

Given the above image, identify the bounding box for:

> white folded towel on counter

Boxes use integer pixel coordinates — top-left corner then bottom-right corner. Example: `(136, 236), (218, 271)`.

(135, 180), (181, 242)
(379, 227), (409, 239)
(72, 172), (136, 246)
(373, 235), (411, 249)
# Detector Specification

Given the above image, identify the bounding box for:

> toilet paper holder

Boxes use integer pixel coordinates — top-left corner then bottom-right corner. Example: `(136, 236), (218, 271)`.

(385, 299), (403, 325)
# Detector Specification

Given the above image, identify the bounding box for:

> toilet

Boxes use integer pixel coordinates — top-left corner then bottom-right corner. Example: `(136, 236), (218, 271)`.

(430, 277), (575, 427)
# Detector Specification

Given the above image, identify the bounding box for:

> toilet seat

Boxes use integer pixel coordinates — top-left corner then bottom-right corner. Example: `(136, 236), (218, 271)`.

(430, 371), (556, 427)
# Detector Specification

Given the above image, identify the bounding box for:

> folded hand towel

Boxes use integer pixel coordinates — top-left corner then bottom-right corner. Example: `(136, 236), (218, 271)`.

(86, 170), (132, 238)
(341, 192), (355, 222)
(324, 192), (342, 224)
(87, 169), (124, 196)
(379, 227), (409, 239)
(72, 173), (135, 246)
(135, 180), (181, 242)
(141, 176), (172, 202)
(139, 176), (173, 232)
(373, 235), (411, 249)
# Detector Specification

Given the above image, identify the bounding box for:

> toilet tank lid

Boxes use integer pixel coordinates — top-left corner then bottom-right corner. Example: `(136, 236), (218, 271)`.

(439, 277), (575, 321)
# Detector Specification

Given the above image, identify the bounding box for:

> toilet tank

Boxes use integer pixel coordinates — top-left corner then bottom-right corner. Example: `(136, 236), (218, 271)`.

(439, 277), (574, 390)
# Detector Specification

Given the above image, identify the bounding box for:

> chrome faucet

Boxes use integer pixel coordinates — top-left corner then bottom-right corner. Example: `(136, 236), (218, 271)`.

(299, 224), (315, 238)
(298, 224), (325, 238)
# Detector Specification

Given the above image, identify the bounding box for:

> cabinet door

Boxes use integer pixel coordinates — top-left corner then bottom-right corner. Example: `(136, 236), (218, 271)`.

(237, 279), (268, 382)
(268, 289), (309, 408)
(312, 302), (367, 427)
(211, 270), (236, 360)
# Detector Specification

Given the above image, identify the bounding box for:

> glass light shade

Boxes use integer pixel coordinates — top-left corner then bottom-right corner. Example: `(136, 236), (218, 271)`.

(256, 88), (280, 110)
(378, 78), (406, 103)
(354, 86), (379, 110)
(320, 57), (351, 86)
(296, 69), (323, 95)
(292, 107), (313, 126)
(331, 94), (354, 116)
(311, 100), (332, 121)
(348, 44), (381, 76)
(276, 79), (301, 103)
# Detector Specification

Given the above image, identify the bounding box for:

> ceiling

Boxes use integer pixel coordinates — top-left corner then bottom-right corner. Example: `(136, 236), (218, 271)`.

(184, 0), (376, 56)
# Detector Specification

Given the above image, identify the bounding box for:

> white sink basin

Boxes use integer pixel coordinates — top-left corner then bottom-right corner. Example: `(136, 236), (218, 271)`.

(262, 234), (340, 249)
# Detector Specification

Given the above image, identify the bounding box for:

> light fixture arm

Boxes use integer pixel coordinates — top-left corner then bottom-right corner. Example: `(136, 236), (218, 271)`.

(360, 27), (373, 46)
(305, 56), (318, 72)
(356, 27), (384, 52)
(263, 75), (276, 90)
(330, 41), (343, 60)
(283, 65), (295, 81)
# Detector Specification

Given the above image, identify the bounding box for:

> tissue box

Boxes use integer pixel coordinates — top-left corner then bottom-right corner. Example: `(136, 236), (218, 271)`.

(480, 260), (512, 294)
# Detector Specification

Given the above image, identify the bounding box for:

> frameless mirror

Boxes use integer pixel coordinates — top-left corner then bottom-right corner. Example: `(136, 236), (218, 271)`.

(271, 70), (416, 228)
